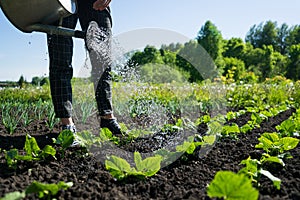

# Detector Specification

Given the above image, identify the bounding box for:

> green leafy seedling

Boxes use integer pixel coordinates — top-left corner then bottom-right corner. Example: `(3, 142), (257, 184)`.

(5, 149), (18, 168)
(176, 138), (202, 155)
(239, 156), (282, 190)
(105, 155), (135, 180)
(5, 135), (56, 168)
(221, 124), (240, 137)
(0, 191), (25, 200)
(134, 152), (162, 177)
(276, 118), (296, 137)
(25, 181), (73, 199)
(53, 130), (75, 149)
(239, 156), (260, 184)
(105, 152), (162, 180)
(207, 171), (259, 200)
(255, 132), (299, 156)
(24, 135), (56, 160)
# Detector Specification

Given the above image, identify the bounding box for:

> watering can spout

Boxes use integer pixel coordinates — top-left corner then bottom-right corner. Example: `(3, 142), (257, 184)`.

(29, 24), (85, 39)
(0, 0), (84, 39)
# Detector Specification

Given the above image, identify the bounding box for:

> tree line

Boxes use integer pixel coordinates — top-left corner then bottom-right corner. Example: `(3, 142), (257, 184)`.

(127, 20), (300, 83)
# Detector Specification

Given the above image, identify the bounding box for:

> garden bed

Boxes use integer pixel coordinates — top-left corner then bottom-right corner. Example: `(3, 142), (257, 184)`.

(0, 108), (299, 200)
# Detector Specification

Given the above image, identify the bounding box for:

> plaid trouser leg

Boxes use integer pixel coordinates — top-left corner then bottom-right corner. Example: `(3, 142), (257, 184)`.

(47, 15), (78, 118)
(48, 0), (113, 118)
(77, 0), (113, 116)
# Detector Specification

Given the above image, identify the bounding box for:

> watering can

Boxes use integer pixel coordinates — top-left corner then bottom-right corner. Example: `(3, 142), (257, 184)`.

(0, 0), (85, 38)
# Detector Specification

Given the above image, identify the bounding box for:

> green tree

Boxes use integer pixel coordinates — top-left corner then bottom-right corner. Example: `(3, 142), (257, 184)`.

(176, 40), (217, 82)
(18, 75), (26, 88)
(223, 38), (246, 59)
(176, 40), (199, 82)
(277, 23), (289, 54)
(197, 20), (223, 61)
(159, 49), (177, 66)
(31, 76), (41, 86)
(244, 45), (287, 80)
(161, 43), (183, 53)
(286, 25), (300, 51)
(129, 45), (164, 67)
(245, 21), (279, 51)
(269, 51), (288, 78)
(286, 44), (300, 80)
(32, 76), (50, 86)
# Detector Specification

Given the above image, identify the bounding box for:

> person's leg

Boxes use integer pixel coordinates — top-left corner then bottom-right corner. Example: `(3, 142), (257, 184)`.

(47, 14), (78, 130)
(77, 0), (121, 134)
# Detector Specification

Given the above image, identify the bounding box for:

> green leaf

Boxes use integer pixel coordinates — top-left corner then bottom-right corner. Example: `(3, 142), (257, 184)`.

(261, 155), (285, 166)
(239, 157), (260, 176)
(24, 134), (40, 157)
(14, 155), (33, 161)
(259, 169), (281, 190)
(207, 171), (259, 200)
(222, 124), (240, 135)
(57, 181), (74, 190)
(105, 155), (133, 180)
(101, 127), (113, 138)
(240, 124), (252, 133)
(138, 156), (162, 177)
(134, 152), (162, 176)
(5, 149), (18, 167)
(75, 130), (99, 147)
(154, 149), (179, 165)
(202, 115), (211, 123)
(251, 113), (263, 124)
(279, 137), (299, 151)
(0, 191), (26, 200)
(261, 133), (280, 143)
(54, 130), (75, 149)
(208, 121), (223, 135)
(276, 119), (295, 135)
(226, 111), (235, 121)
(39, 145), (56, 159)
(255, 133), (279, 152)
(186, 143), (196, 154)
(25, 181), (73, 198)
(176, 141), (193, 153)
(203, 135), (216, 145)
(134, 152), (143, 172)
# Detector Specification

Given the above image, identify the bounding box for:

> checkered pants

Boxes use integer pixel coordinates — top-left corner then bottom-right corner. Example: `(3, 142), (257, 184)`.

(47, 0), (113, 118)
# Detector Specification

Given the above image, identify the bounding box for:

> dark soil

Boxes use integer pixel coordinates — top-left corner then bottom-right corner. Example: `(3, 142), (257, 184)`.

(0, 108), (299, 200)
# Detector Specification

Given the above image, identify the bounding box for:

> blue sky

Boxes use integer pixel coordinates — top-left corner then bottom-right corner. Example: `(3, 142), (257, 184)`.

(1, 0), (300, 81)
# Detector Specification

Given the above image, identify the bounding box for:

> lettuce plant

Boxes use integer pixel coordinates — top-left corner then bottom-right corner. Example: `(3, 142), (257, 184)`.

(239, 132), (299, 190)
(0, 181), (73, 200)
(53, 130), (76, 149)
(255, 132), (299, 156)
(105, 152), (162, 180)
(207, 171), (259, 200)
(5, 134), (56, 168)
(0, 191), (25, 200)
(25, 181), (73, 199)
(239, 156), (281, 190)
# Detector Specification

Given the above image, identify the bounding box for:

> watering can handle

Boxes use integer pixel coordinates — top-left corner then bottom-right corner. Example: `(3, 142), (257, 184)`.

(28, 24), (85, 39)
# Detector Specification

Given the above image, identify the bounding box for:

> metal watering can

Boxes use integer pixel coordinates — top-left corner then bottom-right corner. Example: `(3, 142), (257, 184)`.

(0, 0), (85, 38)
